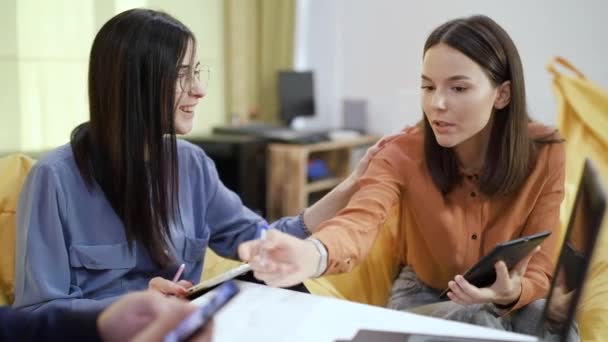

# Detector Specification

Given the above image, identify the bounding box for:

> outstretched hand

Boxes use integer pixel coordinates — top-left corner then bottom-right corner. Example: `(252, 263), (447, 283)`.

(238, 229), (320, 287)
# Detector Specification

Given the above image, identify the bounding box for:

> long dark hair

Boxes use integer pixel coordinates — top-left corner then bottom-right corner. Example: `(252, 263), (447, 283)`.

(71, 9), (196, 267)
(422, 15), (557, 196)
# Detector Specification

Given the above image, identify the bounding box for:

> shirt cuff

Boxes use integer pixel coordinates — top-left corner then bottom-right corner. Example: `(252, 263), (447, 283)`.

(297, 210), (312, 236)
(313, 230), (358, 275)
(272, 213), (310, 239)
(307, 238), (329, 277)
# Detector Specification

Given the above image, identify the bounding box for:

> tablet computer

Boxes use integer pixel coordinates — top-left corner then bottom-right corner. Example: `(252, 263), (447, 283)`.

(439, 231), (551, 299)
(164, 281), (239, 342)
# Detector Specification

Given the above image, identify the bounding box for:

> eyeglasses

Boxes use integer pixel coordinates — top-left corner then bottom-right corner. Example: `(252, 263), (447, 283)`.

(178, 64), (210, 92)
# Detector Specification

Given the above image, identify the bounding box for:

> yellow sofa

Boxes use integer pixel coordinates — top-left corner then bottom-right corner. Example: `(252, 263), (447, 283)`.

(0, 154), (36, 305)
(547, 57), (608, 342)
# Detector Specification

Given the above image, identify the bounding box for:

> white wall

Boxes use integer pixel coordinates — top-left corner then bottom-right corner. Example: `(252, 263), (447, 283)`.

(297, 0), (608, 135)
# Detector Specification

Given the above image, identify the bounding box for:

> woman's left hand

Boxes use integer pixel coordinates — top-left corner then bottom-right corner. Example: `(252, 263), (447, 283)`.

(446, 246), (540, 307)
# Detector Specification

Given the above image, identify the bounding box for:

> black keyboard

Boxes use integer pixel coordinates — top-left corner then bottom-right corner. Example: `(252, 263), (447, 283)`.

(213, 123), (283, 136)
(213, 125), (329, 144)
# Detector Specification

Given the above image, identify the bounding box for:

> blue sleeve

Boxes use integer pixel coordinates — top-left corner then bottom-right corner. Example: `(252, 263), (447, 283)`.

(12, 163), (117, 313)
(197, 152), (310, 259)
(0, 306), (101, 341)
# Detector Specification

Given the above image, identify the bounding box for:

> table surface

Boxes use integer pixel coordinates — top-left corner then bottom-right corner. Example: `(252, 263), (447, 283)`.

(192, 281), (538, 342)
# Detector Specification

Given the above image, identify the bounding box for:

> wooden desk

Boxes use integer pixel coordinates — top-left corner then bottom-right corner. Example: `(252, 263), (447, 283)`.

(266, 136), (378, 220)
(193, 281), (537, 342)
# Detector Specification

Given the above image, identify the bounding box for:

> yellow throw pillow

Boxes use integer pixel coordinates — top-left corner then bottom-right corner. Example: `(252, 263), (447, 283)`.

(549, 56), (608, 341)
(0, 154), (36, 304)
(306, 204), (404, 307)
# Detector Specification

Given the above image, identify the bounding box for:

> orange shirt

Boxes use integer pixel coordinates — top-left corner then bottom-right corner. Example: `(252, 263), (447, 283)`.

(314, 122), (565, 310)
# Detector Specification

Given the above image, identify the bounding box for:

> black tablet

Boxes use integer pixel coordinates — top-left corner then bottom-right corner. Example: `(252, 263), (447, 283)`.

(439, 231), (551, 299)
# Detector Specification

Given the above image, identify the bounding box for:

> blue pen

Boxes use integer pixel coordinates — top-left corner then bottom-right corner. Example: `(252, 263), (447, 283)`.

(256, 220), (269, 239)
(256, 221), (269, 266)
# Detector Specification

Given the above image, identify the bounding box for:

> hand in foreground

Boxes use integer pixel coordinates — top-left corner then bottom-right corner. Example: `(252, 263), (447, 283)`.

(238, 229), (321, 287)
(547, 269), (574, 323)
(98, 290), (213, 342)
(446, 246), (540, 307)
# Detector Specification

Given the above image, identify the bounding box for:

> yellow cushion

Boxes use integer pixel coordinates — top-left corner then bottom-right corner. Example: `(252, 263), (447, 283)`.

(306, 204), (404, 306)
(0, 154), (36, 305)
(200, 249), (243, 282)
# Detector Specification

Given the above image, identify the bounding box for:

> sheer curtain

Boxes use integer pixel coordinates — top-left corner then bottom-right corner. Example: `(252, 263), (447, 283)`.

(224, 0), (296, 124)
(0, 0), (226, 152)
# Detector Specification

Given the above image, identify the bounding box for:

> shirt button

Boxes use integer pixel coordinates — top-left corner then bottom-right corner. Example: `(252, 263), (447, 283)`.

(470, 191), (477, 198)
(472, 234), (478, 240)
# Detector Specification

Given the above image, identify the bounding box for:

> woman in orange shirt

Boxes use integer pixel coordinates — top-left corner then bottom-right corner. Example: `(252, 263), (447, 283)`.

(240, 15), (569, 336)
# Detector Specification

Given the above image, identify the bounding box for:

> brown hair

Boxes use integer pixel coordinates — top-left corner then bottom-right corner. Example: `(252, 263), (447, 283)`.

(422, 15), (560, 196)
(71, 9), (196, 267)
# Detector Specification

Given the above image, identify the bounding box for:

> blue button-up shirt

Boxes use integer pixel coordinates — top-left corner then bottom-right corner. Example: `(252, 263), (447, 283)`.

(13, 140), (309, 312)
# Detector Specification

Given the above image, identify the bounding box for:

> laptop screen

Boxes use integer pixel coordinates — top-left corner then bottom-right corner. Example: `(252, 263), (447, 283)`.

(539, 159), (607, 340)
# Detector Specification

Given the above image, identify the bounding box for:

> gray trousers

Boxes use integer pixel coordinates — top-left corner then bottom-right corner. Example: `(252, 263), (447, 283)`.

(387, 266), (579, 342)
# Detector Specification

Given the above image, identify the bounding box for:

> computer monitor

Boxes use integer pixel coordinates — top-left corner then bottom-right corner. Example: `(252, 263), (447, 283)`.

(278, 71), (315, 126)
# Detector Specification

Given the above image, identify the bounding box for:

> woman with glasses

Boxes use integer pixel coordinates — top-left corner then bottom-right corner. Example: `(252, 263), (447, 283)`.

(12, 8), (382, 313)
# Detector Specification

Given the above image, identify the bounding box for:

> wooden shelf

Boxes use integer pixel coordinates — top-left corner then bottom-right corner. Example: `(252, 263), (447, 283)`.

(306, 177), (343, 193)
(267, 135), (379, 220)
(274, 136), (379, 153)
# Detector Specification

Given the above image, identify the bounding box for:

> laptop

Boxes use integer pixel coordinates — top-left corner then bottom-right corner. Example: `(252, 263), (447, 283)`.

(536, 158), (607, 340)
(343, 158), (607, 342)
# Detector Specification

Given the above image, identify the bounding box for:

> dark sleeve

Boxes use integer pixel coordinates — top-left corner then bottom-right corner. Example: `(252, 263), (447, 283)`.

(0, 306), (102, 342)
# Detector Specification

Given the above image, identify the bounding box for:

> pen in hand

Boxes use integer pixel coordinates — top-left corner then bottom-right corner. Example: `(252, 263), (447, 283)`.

(257, 221), (269, 267)
(260, 229), (268, 267)
(172, 263), (186, 283)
